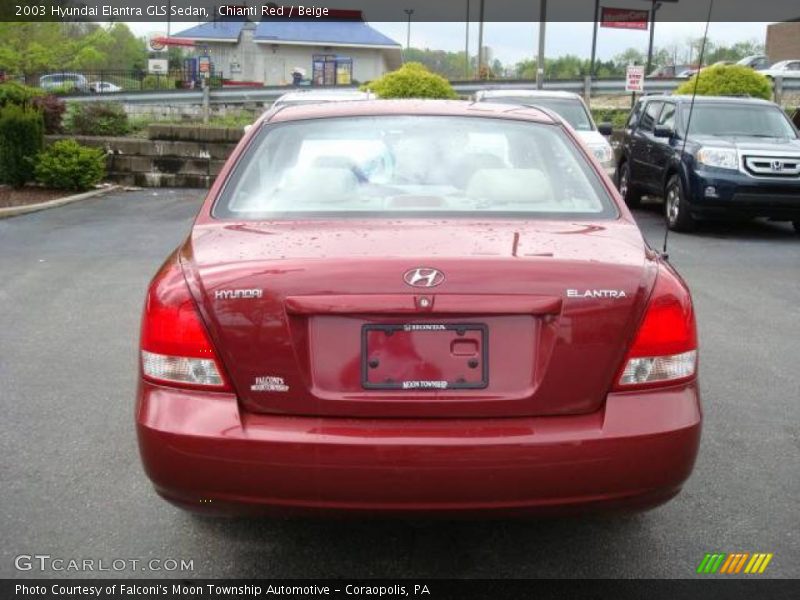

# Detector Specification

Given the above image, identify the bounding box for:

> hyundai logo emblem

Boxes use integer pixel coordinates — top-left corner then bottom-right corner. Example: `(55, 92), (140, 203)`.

(403, 267), (445, 288)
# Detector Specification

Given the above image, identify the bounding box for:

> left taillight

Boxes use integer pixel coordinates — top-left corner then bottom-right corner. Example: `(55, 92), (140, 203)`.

(139, 258), (230, 390)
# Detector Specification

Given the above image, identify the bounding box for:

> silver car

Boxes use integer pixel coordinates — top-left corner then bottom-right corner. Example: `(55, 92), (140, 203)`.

(39, 73), (88, 93)
(474, 90), (616, 178)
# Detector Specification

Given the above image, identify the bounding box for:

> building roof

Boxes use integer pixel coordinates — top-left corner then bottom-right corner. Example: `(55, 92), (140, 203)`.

(172, 20), (245, 41)
(174, 20), (400, 48)
(255, 21), (399, 47)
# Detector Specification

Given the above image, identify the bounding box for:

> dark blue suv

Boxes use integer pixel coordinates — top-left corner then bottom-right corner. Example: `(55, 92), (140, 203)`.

(616, 95), (800, 233)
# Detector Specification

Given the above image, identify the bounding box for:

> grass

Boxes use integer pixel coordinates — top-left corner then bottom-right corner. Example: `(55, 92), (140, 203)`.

(122, 112), (257, 138)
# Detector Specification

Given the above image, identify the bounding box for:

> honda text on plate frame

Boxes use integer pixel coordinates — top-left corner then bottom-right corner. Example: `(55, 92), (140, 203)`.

(136, 100), (701, 516)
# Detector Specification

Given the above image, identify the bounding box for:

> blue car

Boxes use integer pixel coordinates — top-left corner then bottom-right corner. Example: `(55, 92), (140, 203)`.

(617, 95), (800, 232)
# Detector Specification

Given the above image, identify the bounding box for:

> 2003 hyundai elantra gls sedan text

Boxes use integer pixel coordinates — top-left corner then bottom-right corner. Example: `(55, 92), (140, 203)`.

(136, 100), (701, 516)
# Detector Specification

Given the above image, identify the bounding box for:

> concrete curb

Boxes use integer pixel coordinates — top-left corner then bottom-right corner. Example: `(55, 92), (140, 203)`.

(0, 185), (120, 219)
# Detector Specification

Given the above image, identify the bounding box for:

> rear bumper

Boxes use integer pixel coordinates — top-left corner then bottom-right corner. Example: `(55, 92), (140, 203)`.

(687, 169), (800, 220)
(136, 380), (701, 516)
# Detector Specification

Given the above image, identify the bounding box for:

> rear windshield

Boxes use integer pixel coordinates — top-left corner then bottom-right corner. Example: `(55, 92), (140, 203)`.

(214, 116), (616, 220)
(683, 104), (798, 138)
(482, 97), (594, 131)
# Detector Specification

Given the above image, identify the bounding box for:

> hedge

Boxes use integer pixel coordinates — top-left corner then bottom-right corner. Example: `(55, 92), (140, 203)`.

(675, 65), (772, 100)
(365, 63), (458, 99)
(0, 103), (44, 187)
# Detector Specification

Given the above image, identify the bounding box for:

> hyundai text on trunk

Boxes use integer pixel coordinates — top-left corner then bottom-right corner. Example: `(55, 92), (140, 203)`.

(136, 100), (701, 516)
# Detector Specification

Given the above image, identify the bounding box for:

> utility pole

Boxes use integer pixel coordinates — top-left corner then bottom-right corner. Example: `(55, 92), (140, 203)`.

(476, 0), (485, 78)
(536, 0), (547, 89)
(645, 1), (662, 75)
(465, 0), (470, 79)
(404, 9), (414, 51)
(589, 0), (600, 78)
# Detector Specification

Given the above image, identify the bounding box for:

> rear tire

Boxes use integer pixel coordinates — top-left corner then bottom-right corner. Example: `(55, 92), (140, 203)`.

(665, 175), (696, 232)
(617, 161), (642, 209)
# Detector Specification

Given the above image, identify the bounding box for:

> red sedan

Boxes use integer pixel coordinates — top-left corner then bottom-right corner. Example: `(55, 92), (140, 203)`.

(136, 100), (700, 516)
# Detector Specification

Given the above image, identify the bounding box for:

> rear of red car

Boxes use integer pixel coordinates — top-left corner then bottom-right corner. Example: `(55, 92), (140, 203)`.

(136, 101), (700, 515)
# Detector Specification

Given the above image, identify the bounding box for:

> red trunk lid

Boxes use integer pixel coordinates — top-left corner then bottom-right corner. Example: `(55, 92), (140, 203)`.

(181, 219), (656, 418)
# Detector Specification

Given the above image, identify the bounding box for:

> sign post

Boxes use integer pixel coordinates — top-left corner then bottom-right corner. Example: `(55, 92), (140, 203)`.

(198, 55), (211, 124)
(626, 64), (645, 110)
(625, 64), (645, 93)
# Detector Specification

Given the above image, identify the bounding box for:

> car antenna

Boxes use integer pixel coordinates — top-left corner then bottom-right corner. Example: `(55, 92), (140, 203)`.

(662, 0), (714, 258)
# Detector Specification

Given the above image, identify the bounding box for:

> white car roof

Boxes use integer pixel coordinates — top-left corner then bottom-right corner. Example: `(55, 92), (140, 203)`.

(273, 90), (374, 104)
(476, 89), (583, 101)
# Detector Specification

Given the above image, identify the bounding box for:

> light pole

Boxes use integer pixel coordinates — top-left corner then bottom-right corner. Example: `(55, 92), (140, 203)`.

(476, 0), (485, 78)
(640, 0), (679, 75)
(465, 0), (470, 79)
(404, 9), (414, 51)
(536, 0), (547, 89)
(645, 1), (662, 76)
(589, 0), (600, 78)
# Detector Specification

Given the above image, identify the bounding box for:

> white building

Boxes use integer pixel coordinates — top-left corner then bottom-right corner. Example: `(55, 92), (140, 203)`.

(173, 18), (402, 86)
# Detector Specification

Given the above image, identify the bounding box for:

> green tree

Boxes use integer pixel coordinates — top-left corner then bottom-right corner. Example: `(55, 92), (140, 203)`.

(706, 39), (765, 64)
(402, 48), (474, 80)
(614, 48), (647, 70)
(0, 22), (146, 75)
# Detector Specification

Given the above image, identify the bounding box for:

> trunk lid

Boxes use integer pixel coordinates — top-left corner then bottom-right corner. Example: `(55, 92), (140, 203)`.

(182, 219), (656, 418)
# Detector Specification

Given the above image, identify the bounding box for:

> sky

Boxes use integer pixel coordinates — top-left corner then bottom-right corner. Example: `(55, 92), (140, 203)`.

(127, 21), (771, 65)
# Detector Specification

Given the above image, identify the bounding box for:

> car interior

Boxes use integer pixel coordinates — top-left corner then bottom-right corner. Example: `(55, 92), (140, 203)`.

(225, 116), (609, 217)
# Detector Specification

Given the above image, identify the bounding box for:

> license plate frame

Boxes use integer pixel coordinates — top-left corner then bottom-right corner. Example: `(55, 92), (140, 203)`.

(360, 323), (488, 391)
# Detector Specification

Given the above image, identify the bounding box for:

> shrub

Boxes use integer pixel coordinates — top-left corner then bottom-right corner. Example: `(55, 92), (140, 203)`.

(0, 104), (44, 186)
(591, 108), (629, 130)
(364, 63), (458, 99)
(0, 82), (43, 108)
(675, 65), (772, 100)
(66, 102), (129, 136)
(35, 139), (106, 191)
(141, 75), (174, 90)
(49, 82), (79, 96)
(32, 94), (66, 134)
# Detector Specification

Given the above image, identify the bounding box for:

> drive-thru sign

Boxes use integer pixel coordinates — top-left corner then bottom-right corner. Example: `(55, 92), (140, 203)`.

(626, 65), (645, 92)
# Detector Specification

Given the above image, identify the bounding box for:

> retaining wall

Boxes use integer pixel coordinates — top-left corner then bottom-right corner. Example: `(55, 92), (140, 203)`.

(46, 125), (244, 188)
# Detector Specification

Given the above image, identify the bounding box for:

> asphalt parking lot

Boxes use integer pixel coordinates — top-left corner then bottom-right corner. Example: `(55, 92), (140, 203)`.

(1, 189), (798, 579)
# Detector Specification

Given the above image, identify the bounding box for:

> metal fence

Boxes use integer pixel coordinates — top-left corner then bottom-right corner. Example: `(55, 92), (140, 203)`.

(17, 69), (225, 94)
(61, 76), (800, 109)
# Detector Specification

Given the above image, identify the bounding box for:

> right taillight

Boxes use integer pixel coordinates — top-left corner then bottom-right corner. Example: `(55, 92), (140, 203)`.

(139, 257), (230, 391)
(614, 267), (697, 390)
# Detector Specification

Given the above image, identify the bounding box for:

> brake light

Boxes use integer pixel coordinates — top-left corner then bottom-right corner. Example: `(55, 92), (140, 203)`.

(614, 267), (697, 390)
(140, 258), (229, 390)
